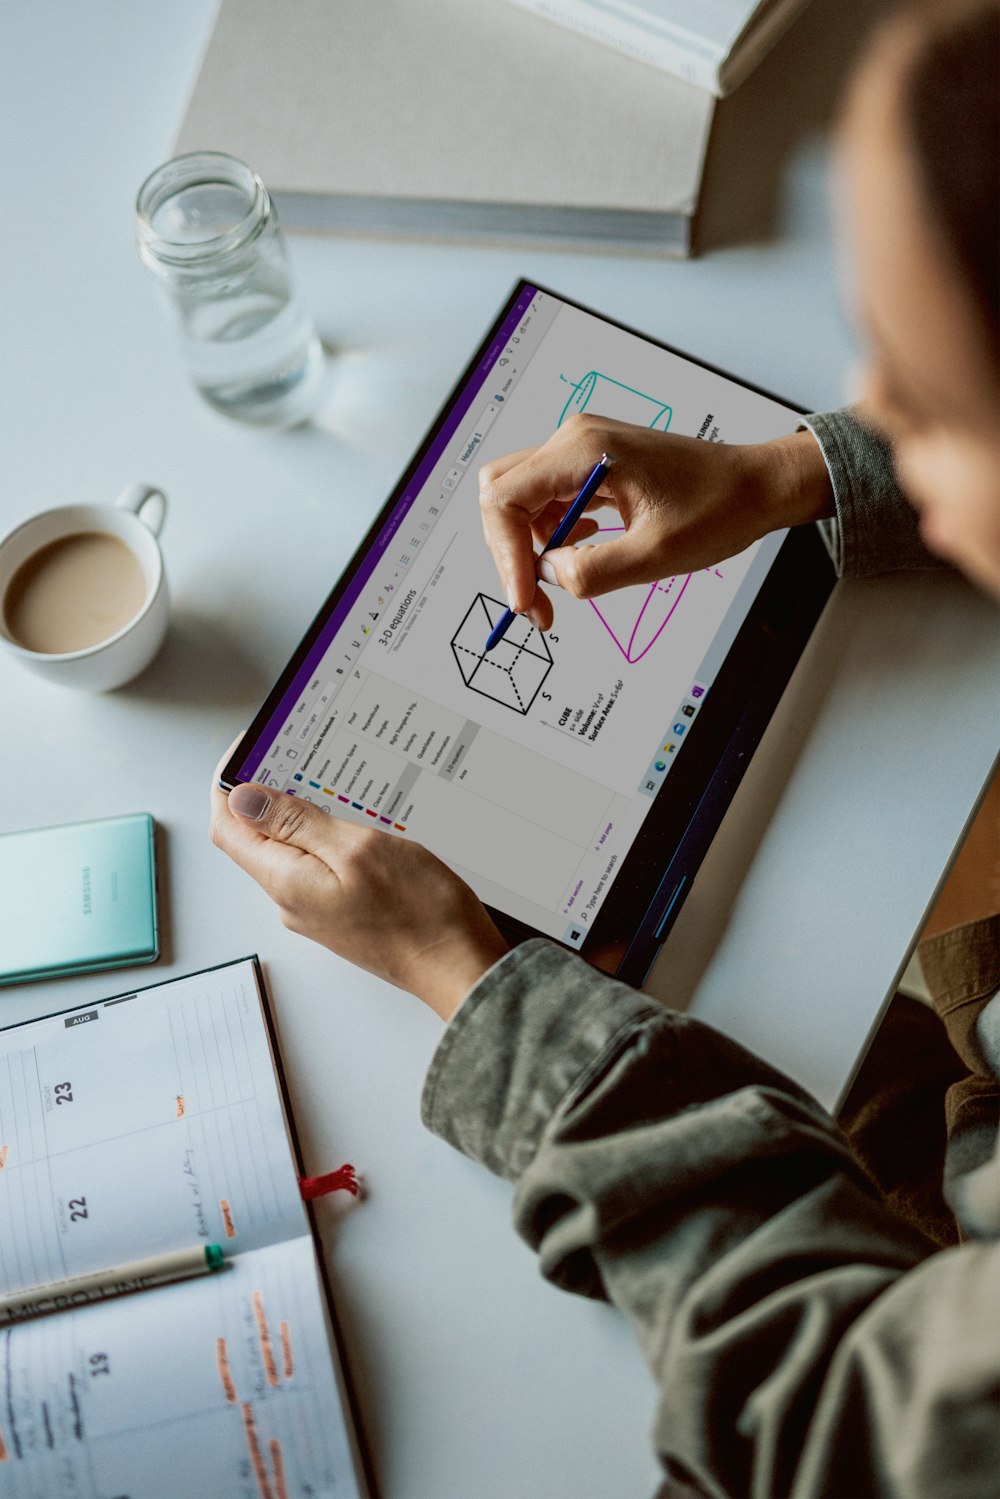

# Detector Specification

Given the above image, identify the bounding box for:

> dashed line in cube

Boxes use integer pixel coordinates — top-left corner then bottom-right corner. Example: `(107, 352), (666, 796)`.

(451, 595), (553, 716)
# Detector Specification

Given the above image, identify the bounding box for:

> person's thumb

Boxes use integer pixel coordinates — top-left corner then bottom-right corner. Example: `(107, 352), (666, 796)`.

(229, 783), (332, 853)
(537, 527), (663, 600)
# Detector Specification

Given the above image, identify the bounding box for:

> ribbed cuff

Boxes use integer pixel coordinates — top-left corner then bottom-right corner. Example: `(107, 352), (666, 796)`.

(799, 409), (943, 578)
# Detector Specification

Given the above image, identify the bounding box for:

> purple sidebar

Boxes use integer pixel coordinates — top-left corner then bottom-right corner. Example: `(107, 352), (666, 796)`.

(238, 284), (538, 783)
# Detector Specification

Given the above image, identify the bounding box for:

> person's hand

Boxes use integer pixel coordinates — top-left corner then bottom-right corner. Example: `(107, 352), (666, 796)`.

(209, 750), (509, 1020)
(478, 414), (835, 630)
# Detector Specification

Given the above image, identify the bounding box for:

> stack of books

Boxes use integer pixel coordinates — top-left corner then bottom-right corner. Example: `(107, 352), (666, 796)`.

(176, 0), (811, 257)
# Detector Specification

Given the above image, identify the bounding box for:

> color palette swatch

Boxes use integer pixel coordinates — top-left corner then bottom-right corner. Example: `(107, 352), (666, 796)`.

(285, 782), (407, 832)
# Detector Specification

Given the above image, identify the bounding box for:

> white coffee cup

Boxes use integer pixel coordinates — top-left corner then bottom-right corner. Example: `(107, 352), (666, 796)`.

(0, 484), (169, 692)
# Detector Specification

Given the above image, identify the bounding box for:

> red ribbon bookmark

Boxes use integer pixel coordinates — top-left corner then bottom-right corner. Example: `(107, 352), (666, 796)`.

(298, 1164), (360, 1200)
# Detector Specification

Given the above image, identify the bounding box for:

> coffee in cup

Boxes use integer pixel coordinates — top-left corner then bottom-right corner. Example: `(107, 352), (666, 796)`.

(4, 532), (148, 655)
(0, 485), (169, 691)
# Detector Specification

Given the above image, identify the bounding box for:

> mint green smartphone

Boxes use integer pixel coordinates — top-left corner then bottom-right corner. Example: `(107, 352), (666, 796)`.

(0, 813), (159, 986)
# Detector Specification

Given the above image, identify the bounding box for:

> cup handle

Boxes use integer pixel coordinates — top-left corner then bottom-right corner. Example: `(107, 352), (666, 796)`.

(115, 483), (167, 536)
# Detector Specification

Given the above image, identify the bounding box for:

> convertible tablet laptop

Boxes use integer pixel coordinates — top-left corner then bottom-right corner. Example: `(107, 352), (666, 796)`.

(222, 282), (835, 985)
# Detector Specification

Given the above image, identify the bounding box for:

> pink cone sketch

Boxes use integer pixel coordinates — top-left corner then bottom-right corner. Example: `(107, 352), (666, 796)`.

(582, 526), (726, 666)
(555, 371), (686, 661)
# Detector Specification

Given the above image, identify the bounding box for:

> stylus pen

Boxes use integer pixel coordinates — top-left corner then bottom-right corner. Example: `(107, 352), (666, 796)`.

(0, 1243), (227, 1325)
(484, 452), (615, 652)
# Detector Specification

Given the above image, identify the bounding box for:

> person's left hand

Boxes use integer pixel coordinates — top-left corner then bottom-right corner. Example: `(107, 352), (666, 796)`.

(209, 747), (509, 1019)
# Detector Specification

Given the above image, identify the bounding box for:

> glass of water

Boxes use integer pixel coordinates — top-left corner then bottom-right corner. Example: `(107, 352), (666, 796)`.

(136, 152), (325, 427)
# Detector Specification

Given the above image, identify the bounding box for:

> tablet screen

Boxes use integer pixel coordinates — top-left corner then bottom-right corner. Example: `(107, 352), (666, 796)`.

(230, 284), (829, 963)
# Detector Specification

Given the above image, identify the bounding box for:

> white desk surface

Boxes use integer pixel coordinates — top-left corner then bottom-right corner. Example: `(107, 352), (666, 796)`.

(2, 4), (997, 1497)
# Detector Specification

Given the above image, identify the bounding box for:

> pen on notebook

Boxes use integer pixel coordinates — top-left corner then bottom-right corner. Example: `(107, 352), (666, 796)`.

(0, 1243), (227, 1326)
(484, 453), (614, 652)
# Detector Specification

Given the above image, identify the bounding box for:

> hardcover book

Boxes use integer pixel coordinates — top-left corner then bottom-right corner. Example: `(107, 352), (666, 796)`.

(175, 0), (716, 255)
(497, 0), (813, 96)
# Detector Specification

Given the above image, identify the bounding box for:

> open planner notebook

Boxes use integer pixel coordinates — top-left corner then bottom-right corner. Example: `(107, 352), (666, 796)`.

(0, 958), (367, 1499)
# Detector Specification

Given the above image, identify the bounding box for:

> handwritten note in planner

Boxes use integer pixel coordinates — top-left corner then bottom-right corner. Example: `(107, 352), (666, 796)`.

(0, 958), (364, 1499)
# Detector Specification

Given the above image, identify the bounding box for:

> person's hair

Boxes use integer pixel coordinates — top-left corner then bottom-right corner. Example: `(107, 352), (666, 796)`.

(903, 0), (1000, 369)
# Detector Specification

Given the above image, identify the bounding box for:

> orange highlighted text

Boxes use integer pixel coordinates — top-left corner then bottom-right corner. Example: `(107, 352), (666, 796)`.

(252, 1290), (279, 1387)
(279, 1319), (294, 1380)
(241, 1403), (273, 1499)
(216, 1337), (237, 1404)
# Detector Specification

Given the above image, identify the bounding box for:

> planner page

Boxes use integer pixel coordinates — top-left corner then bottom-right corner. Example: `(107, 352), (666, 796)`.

(0, 960), (308, 1295)
(0, 1235), (363, 1498)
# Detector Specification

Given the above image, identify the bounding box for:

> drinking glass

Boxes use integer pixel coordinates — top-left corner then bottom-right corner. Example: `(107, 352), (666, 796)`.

(136, 152), (325, 427)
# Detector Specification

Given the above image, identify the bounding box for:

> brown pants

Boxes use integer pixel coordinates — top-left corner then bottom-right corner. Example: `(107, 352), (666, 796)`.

(838, 914), (1000, 1248)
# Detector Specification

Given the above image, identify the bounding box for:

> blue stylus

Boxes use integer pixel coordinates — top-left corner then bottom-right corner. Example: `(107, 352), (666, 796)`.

(484, 453), (614, 652)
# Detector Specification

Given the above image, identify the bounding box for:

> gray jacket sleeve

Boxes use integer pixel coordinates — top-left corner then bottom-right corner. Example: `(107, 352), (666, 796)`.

(801, 409), (948, 578)
(422, 941), (999, 1499)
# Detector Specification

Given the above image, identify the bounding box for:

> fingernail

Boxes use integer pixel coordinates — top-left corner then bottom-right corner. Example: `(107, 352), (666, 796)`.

(230, 784), (270, 821)
(538, 559), (558, 586)
(507, 587), (518, 613)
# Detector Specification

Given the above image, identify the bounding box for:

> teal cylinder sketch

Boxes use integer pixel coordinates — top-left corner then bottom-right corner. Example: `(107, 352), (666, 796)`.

(558, 372), (672, 431)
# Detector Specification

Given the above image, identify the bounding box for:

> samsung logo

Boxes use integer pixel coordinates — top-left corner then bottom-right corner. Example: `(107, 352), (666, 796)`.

(82, 865), (92, 916)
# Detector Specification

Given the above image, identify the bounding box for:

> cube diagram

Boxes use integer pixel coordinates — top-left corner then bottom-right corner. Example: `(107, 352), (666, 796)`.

(451, 595), (553, 715)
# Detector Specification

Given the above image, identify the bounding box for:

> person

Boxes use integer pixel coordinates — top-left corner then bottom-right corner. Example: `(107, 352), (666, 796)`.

(210, 2), (999, 1493)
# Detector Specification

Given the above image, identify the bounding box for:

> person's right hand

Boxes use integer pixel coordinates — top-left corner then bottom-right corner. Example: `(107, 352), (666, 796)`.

(478, 415), (835, 630)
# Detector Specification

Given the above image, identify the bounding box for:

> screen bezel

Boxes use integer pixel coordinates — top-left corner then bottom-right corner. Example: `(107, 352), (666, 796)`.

(221, 279), (835, 978)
